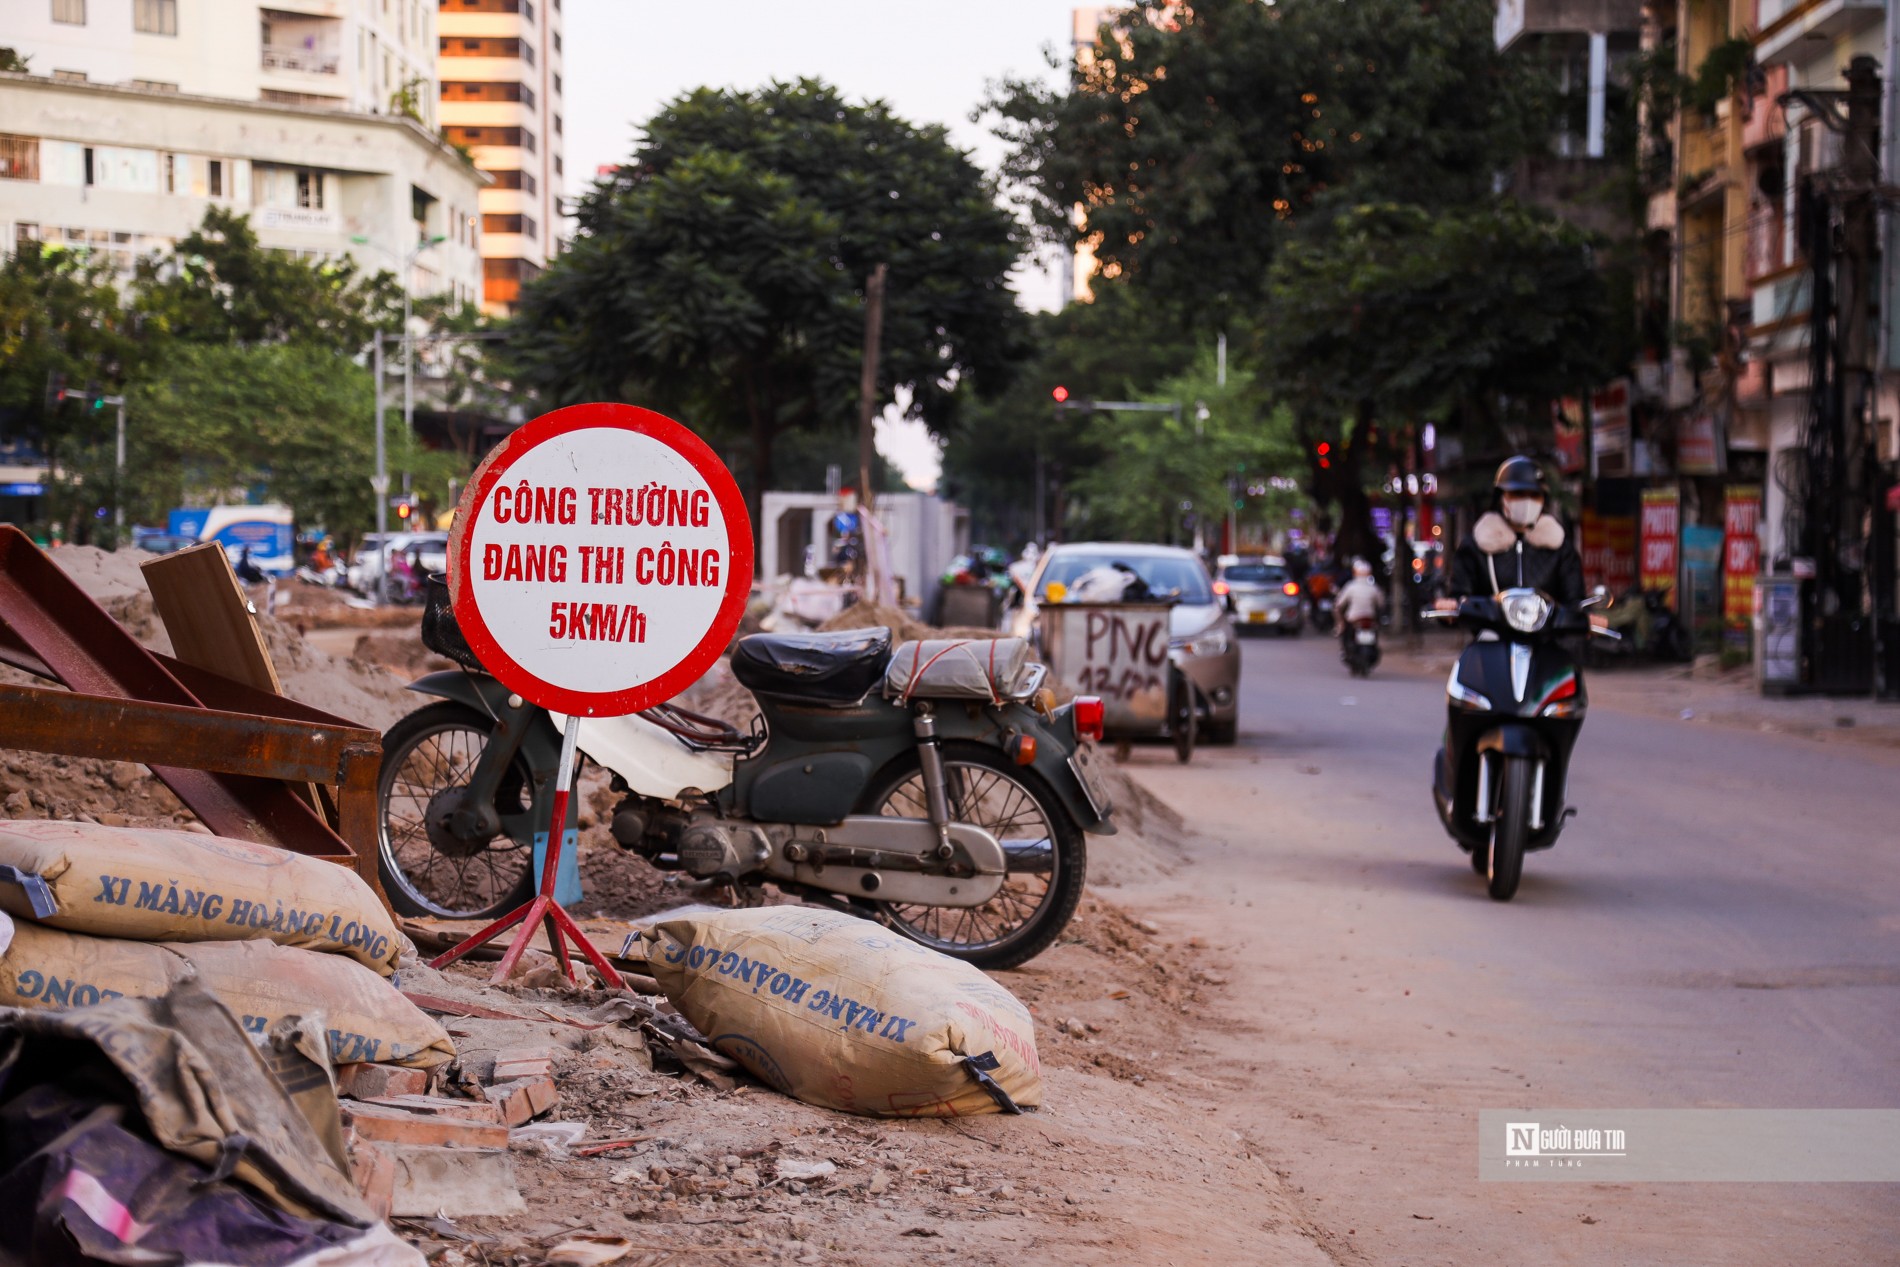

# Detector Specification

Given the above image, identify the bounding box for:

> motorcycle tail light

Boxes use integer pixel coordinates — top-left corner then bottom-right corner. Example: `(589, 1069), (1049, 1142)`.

(1213, 580), (1230, 596)
(1074, 696), (1106, 742)
(1283, 582), (1299, 596)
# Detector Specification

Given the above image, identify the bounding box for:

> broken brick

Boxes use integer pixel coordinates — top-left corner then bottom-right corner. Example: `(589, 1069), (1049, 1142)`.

(341, 1102), (509, 1149)
(336, 1063), (431, 1101)
(348, 1138), (397, 1220)
(491, 1047), (556, 1081)
(483, 1076), (560, 1126)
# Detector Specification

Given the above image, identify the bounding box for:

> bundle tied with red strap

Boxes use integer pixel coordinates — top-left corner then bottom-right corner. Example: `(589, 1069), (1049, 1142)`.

(882, 638), (1035, 704)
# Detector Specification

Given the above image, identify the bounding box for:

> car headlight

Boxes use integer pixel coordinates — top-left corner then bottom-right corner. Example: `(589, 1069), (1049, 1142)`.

(1178, 626), (1231, 657)
(1499, 590), (1551, 634)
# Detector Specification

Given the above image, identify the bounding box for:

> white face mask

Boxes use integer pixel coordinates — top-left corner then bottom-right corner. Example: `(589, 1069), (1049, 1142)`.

(1503, 496), (1543, 528)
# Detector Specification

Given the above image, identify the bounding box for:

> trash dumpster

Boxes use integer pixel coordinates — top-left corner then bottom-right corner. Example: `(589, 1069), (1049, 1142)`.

(1035, 601), (1173, 738)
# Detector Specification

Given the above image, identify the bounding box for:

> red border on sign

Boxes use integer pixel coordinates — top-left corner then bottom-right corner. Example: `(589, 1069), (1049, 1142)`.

(447, 402), (754, 716)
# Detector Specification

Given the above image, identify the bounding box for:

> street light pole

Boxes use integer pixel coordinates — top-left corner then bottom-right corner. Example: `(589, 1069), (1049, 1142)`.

(372, 334), (390, 605)
(113, 396), (125, 538)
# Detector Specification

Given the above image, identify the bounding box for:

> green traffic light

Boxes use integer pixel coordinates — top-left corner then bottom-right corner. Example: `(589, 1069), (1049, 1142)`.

(92, 397), (105, 411)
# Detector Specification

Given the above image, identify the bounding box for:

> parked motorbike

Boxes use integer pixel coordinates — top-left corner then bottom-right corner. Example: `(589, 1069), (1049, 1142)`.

(1592, 585), (1691, 666)
(1342, 617), (1381, 677)
(376, 578), (1115, 969)
(1427, 588), (1615, 901)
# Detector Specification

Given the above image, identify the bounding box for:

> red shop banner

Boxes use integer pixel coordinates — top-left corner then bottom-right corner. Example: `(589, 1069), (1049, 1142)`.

(1723, 484), (1762, 631)
(1639, 488), (1680, 604)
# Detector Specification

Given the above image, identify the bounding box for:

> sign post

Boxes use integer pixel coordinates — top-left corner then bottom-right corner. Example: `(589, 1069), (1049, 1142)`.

(430, 403), (753, 985)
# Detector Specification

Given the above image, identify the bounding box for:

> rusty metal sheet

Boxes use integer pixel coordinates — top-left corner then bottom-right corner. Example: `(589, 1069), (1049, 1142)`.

(0, 526), (370, 865)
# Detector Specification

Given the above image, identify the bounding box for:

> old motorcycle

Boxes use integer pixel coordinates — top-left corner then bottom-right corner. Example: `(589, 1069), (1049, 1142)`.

(1427, 587), (1615, 901)
(376, 579), (1114, 968)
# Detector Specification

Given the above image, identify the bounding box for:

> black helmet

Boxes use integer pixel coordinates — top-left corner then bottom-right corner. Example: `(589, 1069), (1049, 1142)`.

(1493, 456), (1547, 496)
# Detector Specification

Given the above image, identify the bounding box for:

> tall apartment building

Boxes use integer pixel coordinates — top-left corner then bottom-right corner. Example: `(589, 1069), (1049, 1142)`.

(6, 0), (438, 122)
(0, 1), (483, 302)
(436, 0), (562, 314)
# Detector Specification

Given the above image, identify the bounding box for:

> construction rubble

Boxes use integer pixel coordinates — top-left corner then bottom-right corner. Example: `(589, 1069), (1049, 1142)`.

(0, 540), (1229, 1267)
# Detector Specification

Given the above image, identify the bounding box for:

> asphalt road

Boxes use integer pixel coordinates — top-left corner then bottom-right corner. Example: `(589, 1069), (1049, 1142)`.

(1123, 628), (1900, 1264)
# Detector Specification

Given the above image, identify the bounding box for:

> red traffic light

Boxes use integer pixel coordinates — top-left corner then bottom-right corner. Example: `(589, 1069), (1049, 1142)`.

(1052, 385), (1070, 403)
(1317, 441), (1331, 456)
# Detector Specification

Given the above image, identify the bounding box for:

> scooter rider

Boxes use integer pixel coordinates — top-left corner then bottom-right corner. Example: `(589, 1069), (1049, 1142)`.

(1335, 558), (1384, 649)
(1434, 457), (1598, 621)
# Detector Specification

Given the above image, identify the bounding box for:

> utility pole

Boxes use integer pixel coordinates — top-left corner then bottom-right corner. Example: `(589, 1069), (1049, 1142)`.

(113, 396), (126, 538)
(371, 334), (390, 605)
(857, 263), (888, 509)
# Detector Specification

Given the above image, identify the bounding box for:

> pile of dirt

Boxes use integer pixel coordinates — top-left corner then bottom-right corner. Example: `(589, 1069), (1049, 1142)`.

(388, 881), (1235, 1266)
(818, 600), (1004, 644)
(38, 545), (417, 732)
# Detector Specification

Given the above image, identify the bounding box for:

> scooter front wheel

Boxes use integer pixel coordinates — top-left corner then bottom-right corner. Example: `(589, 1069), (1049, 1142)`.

(1486, 756), (1532, 901)
(857, 743), (1086, 971)
(378, 702), (538, 920)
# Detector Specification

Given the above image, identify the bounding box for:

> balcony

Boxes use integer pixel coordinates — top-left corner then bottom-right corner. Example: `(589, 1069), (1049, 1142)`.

(1495, 0), (1641, 50)
(1741, 63), (1787, 152)
(1756, 0), (1884, 65)
(1744, 203), (1794, 283)
(260, 10), (340, 75)
(261, 45), (338, 73)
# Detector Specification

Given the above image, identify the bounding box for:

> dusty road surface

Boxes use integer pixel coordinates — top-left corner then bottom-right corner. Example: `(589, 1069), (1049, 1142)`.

(1113, 631), (1900, 1264)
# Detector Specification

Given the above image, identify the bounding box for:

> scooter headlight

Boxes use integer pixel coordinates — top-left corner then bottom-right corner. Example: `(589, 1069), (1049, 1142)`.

(1499, 590), (1552, 634)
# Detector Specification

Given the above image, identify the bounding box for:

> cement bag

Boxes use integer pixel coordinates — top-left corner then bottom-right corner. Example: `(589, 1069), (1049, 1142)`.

(0, 820), (404, 976)
(0, 915), (453, 1068)
(645, 906), (1041, 1118)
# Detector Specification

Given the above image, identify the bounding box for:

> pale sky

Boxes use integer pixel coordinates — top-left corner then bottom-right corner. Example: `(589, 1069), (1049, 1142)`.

(563, 0), (1084, 488)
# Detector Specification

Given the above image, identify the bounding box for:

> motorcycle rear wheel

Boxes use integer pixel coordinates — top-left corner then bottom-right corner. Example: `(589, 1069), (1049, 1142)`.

(1486, 756), (1532, 901)
(857, 743), (1086, 971)
(378, 702), (538, 921)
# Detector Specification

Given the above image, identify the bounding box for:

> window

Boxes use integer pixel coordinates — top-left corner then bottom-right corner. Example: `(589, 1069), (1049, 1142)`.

(51, 0), (85, 24)
(443, 81), (533, 107)
(523, 0), (534, 22)
(16, 223), (40, 246)
(162, 152), (174, 193)
(552, 31), (560, 53)
(553, 114), (562, 135)
(0, 135), (40, 182)
(133, 0), (177, 35)
(296, 171), (322, 209)
(82, 147), (94, 186)
(552, 73), (561, 96)
(207, 159), (224, 198)
(442, 36), (529, 62)
(553, 155), (562, 175)
(482, 213), (536, 239)
(486, 169), (536, 194)
(444, 125), (534, 151)
(131, 79), (179, 92)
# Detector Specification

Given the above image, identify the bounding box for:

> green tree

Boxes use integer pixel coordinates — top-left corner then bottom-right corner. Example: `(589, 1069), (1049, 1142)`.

(1066, 348), (1296, 544)
(988, 0), (1551, 324)
(507, 79), (1028, 510)
(132, 207), (400, 351)
(939, 282), (1199, 544)
(1260, 202), (1610, 562)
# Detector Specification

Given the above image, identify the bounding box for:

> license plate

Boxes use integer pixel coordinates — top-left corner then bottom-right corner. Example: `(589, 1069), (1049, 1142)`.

(1246, 611), (1266, 623)
(1068, 742), (1113, 820)
(1356, 629), (1377, 644)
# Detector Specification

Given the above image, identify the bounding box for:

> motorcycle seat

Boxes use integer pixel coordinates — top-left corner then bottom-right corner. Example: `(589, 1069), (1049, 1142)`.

(730, 627), (894, 706)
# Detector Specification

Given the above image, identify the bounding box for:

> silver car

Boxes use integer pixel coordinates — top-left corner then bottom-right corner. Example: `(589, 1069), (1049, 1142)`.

(1217, 555), (1304, 636)
(1009, 542), (1240, 745)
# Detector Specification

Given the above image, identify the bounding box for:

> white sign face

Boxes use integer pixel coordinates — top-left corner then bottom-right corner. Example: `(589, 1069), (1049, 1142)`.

(1043, 603), (1171, 732)
(453, 409), (750, 715)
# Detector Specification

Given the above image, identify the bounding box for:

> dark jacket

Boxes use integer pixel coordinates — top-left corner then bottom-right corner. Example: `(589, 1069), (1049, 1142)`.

(1448, 511), (1585, 605)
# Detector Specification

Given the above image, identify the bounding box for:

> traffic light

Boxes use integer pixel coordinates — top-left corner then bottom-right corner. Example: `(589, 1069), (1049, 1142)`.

(1052, 385), (1069, 403)
(1317, 441), (1331, 470)
(395, 499), (414, 523)
(43, 372), (68, 412)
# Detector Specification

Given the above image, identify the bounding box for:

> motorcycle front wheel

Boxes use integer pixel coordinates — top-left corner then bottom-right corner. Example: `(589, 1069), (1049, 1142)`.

(1485, 755), (1532, 901)
(857, 742), (1086, 971)
(377, 702), (538, 921)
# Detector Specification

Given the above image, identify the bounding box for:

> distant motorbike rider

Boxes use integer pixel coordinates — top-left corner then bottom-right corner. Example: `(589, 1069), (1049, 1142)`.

(1335, 559), (1384, 648)
(1436, 457), (1593, 617)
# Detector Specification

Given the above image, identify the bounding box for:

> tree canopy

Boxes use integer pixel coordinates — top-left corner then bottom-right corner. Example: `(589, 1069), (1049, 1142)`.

(507, 79), (1029, 508)
(988, 0), (1552, 324)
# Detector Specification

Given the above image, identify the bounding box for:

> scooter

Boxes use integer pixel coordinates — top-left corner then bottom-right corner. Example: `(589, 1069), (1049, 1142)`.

(1427, 588), (1615, 901)
(1342, 617), (1381, 677)
(376, 579), (1115, 968)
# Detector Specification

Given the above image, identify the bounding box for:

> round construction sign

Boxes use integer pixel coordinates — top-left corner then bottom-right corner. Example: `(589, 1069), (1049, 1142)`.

(447, 402), (753, 715)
